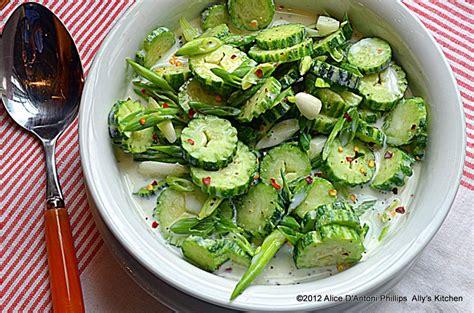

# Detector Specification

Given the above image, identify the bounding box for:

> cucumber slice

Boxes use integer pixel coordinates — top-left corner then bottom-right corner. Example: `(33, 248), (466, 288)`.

(256, 23), (306, 50)
(294, 177), (337, 219)
(293, 226), (364, 268)
(201, 4), (229, 30)
(178, 78), (224, 113)
(260, 87), (293, 125)
(248, 39), (313, 63)
(189, 45), (251, 93)
(401, 131), (428, 160)
(123, 128), (156, 153)
(355, 120), (386, 146)
(153, 65), (191, 91)
(275, 62), (301, 89)
(222, 34), (257, 48)
(371, 147), (415, 191)
(143, 27), (176, 68)
(312, 60), (360, 90)
(312, 114), (338, 134)
(181, 115), (238, 170)
(191, 142), (258, 197)
(312, 28), (346, 56)
(235, 183), (284, 238)
(383, 97), (428, 146)
(108, 99), (143, 144)
(199, 23), (230, 39)
(316, 202), (361, 231)
(358, 63), (408, 111)
(358, 109), (381, 124)
(236, 77), (281, 123)
(228, 0), (275, 31)
(323, 139), (376, 186)
(312, 88), (356, 118)
(224, 239), (251, 266)
(260, 143), (311, 185)
(181, 236), (229, 272)
(155, 188), (208, 238)
(348, 37), (392, 74)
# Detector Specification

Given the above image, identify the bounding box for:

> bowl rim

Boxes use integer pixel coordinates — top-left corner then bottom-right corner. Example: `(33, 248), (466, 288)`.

(79, 1), (466, 311)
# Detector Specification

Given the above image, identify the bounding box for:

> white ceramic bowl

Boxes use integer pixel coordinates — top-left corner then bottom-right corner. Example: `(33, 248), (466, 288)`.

(79, 0), (465, 311)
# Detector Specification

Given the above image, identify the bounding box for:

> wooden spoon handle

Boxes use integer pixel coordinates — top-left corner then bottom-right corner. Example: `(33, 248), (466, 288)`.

(44, 208), (85, 313)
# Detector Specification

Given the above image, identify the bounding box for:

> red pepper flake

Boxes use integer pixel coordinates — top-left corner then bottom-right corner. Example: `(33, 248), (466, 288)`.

(305, 175), (313, 184)
(151, 180), (158, 186)
(162, 103), (170, 108)
(188, 109), (195, 119)
(215, 95), (223, 102)
(346, 156), (354, 162)
(230, 54), (237, 59)
(225, 267), (233, 272)
(152, 133), (159, 141)
(141, 88), (146, 95)
(151, 221), (159, 229)
(270, 178), (281, 189)
(314, 172), (322, 177)
(139, 118), (146, 125)
(202, 176), (211, 186)
(384, 151), (393, 159)
(343, 112), (353, 122)
(255, 69), (264, 78)
(186, 138), (195, 145)
(395, 206), (406, 214)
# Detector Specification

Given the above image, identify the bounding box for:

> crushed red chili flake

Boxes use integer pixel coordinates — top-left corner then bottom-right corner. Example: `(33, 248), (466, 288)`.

(395, 206), (406, 214)
(384, 151), (393, 159)
(270, 178), (281, 189)
(215, 95), (223, 102)
(152, 133), (158, 141)
(186, 138), (195, 145)
(151, 180), (158, 186)
(225, 267), (233, 272)
(188, 109), (195, 119)
(141, 89), (146, 95)
(151, 221), (159, 229)
(162, 103), (170, 108)
(255, 69), (264, 78)
(230, 54), (237, 59)
(305, 176), (313, 184)
(343, 112), (353, 122)
(346, 156), (354, 162)
(139, 118), (146, 125)
(202, 176), (211, 185)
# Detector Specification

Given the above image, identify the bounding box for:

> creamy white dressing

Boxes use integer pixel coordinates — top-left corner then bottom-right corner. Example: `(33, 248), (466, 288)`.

(115, 8), (422, 285)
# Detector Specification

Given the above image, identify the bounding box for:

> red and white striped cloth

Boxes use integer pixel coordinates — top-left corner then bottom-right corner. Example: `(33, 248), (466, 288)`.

(1, 1), (472, 311)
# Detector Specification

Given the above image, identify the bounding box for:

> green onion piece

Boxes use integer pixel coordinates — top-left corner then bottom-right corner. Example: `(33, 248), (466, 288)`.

(175, 37), (222, 56)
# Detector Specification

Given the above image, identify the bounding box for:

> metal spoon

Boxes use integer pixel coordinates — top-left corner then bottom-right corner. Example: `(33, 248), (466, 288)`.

(1, 3), (85, 312)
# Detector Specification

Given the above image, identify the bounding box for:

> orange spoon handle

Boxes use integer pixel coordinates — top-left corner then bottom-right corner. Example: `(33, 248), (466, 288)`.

(44, 208), (85, 313)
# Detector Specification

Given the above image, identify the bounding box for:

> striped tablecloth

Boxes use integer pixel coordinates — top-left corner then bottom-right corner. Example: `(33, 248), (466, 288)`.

(1, 1), (473, 311)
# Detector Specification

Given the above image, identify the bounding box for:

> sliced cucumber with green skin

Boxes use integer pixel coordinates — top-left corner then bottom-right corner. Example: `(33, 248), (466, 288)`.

(142, 27), (176, 68)
(383, 97), (428, 146)
(108, 99), (143, 144)
(355, 120), (386, 146)
(358, 63), (408, 111)
(256, 23), (306, 50)
(228, 0), (275, 31)
(275, 62), (301, 89)
(222, 34), (257, 48)
(400, 131), (428, 160)
(199, 23), (230, 39)
(260, 87), (293, 125)
(312, 60), (360, 90)
(122, 128), (156, 153)
(189, 45), (250, 93)
(339, 90), (363, 107)
(359, 109), (381, 124)
(293, 226), (364, 268)
(181, 236), (229, 272)
(181, 115), (238, 170)
(224, 239), (251, 266)
(178, 78), (225, 113)
(235, 183), (284, 238)
(153, 65), (191, 91)
(191, 142), (258, 197)
(201, 4), (229, 30)
(249, 39), (313, 63)
(294, 177), (336, 219)
(155, 188), (208, 239)
(312, 88), (356, 118)
(371, 147), (415, 191)
(323, 139), (376, 186)
(260, 143), (311, 186)
(348, 37), (392, 75)
(312, 28), (346, 56)
(312, 114), (338, 134)
(236, 77), (281, 123)
(135, 50), (146, 66)
(316, 202), (361, 231)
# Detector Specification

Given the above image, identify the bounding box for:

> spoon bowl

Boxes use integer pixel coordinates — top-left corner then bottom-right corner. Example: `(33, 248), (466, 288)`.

(1, 3), (85, 312)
